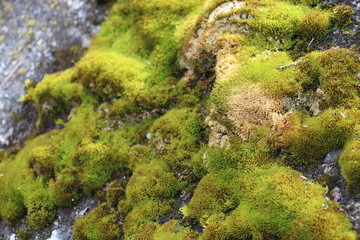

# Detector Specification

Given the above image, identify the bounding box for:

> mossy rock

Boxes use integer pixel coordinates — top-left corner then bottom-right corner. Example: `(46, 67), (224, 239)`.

(73, 51), (148, 100)
(279, 109), (356, 165)
(331, 4), (354, 29)
(298, 10), (330, 41)
(73, 203), (121, 240)
(185, 164), (356, 239)
(338, 138), (360, 194)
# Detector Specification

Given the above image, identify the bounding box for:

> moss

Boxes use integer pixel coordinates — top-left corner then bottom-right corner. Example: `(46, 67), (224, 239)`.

(73, 203), (121, 240)
(288, 0), (320, 7)
(127, 145), (151, 170)
(49, 176), (81, 207)
(24, 70), (85, 128)
(331, 4), (354, 29)
(338, 138), (360, 194)
(182, 173), (237, 220)
(28, 145), (59, 178)
(279, 109), (356, 165)
(21, 179), (56, 230)
(188, 165), (356, 239)
(71, 142), (119, 194)
(123, 200), (173, 239)
(153, 220), (200, 240)
(130, 222), (159, 240)
(298, 10), (330, 41)
(120, 160), (181, 212)
(210, 49), (298, 115)
(3, 0), (360, 237)
(150, 108), (205, 179)
(250, 1), (309, 49)
(296, 49), (360, 109)
(72, 51), (148, 101)
(105, 179), (127, 208)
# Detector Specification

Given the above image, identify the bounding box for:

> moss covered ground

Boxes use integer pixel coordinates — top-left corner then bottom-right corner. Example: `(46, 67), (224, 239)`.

(0, 0), (359, 239)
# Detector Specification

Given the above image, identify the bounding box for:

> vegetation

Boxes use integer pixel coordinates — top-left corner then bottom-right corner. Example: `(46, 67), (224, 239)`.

(0, 0), (359, 239)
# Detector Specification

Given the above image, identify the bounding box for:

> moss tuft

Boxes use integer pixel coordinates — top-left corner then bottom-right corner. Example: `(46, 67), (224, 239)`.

(331, 4), (354, 29)
(338, 138), (360, 194)
(73, 203), (121, 240)
(298, 10), (330, 41)
(72, 51), (148, 100)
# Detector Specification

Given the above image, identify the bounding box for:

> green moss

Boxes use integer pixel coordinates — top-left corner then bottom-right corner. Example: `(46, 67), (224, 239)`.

(298, 10), (330, 41)
(21, 179), (56, 230)
(150, 108), (205, 179)
(153, 220), (199, 240)
(73, 203), (121, 240)
(72, 51), (148, 101)
(2, 0), (360, 238)
(338, 138), (360, 194)
(28, 145), (59, 178)
(49, 176), (81, 207)
(296, 49), (360, 109)
(127, 145), (151, 170)
(182, 173), (237, 220)
(331, 4), (354, 29)
(279, 109), (356, 165)
(105, 179), (127, 207)
(250, 1), (309, 49)
(120, 160), (181, 212)
(24, 70), (85, 128)
(287, 0), (320, 7)
(123, 200), (173, 239)
(187, 164), (356, 239)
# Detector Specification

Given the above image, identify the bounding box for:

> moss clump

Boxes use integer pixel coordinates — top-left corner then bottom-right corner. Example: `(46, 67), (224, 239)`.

(296, 48), (360, 109)
(288, 0), (320, 7)
(73, 203), (121, 240)
(150, 108), (205, 179)
(49, 177), (81, 207)
(21, 179), (56, 230)
(105, 179), (127, 208)
(185, 164), (356, 239)
(120, 161), (181, 213)
(119, 160), (182, 239)
(278, 109), (356, 165)
(182, 173), (236, 220)
(250, 1), (309, 49)
(338, 138), (360, 194)
(299, 10), (330, 41)
(153, 220), (199, 240)
(24, 70), (85, 129)
(73, 51), (148, 100)
(331, 4), (354, 29)
(28, 145), (59, 178)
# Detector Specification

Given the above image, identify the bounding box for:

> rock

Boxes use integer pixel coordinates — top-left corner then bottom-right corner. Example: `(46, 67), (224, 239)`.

(324, 149), (343, 163)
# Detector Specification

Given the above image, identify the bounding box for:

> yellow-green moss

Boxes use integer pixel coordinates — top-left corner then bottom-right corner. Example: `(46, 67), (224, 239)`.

(186, 164), (356, 239)
(279, 109), (356, 165)
(331, 4), (354, 29)
(338, 138), (360, 194)
(298, 10), (330, 41)
(73, 203), (121, 240)
(150, 108), (205, 179)
(296, 48), (360, 109)
(73, 51), (148, 100)
(153, 220), (200, 240)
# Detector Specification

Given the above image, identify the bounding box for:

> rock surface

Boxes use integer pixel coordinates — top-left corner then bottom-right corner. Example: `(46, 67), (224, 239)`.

(0, 0), (107, 149)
